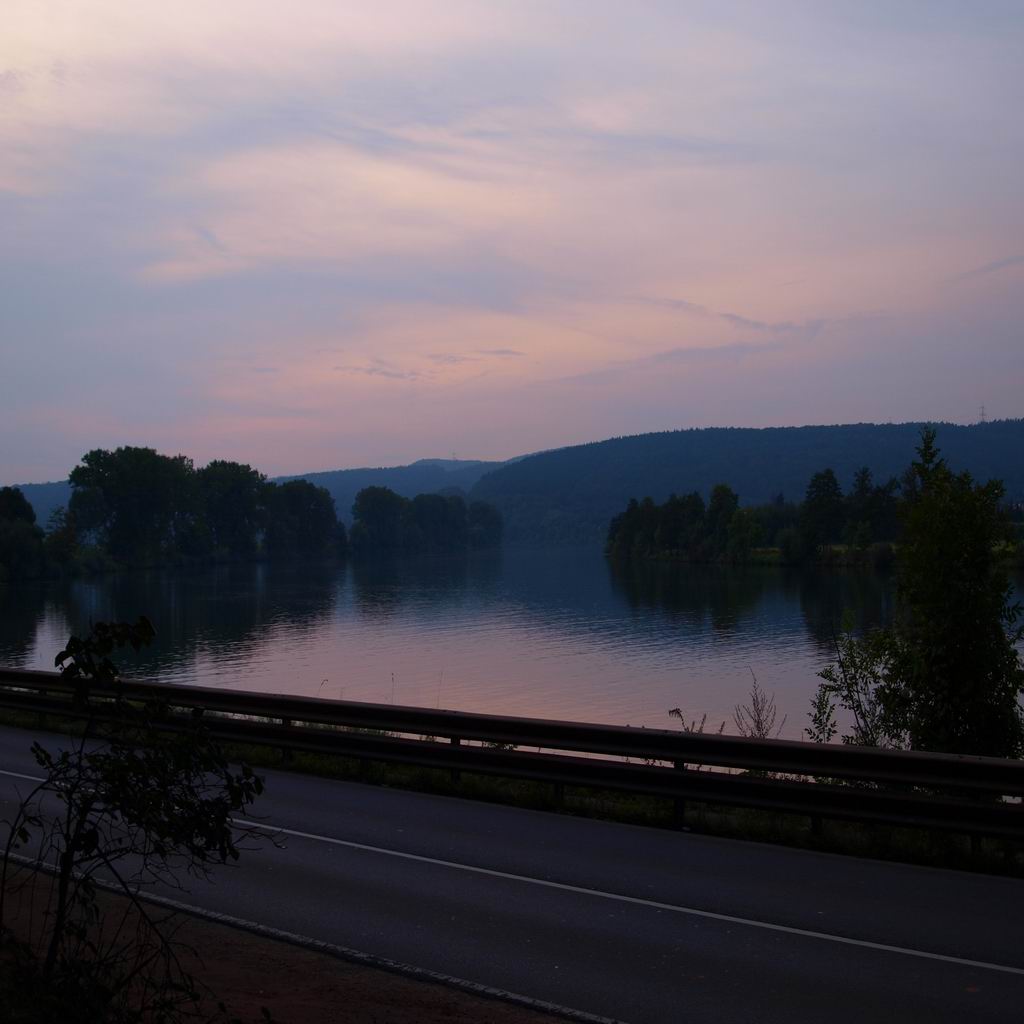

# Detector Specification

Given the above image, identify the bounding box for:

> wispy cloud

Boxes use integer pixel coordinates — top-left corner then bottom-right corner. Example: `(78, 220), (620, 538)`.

(334, 364), (422, 381)
(427, 352), (477, 365)
(950, 255), (1024, 284)
(559, 341), (779, 386)
(632, 295), (826, 340)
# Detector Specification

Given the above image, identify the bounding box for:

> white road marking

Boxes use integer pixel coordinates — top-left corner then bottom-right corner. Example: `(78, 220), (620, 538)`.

(234, 816), (1024, 978)
(0, 768), (45, 783)
(3, 767), (1021, 978)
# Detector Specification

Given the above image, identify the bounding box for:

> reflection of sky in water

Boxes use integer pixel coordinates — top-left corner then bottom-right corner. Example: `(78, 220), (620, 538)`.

(2, 552), (1019, 740)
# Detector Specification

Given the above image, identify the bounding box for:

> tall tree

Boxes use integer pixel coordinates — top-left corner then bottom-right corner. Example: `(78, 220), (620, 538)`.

(69, 447), (198, 564)
(350, 486), (407, 552)
(0, 486), (37, 524)
(655, 492), (706, 555)
(262, 479), (339, 558)
(197, 460), (266, 558)
(705, 484), (739, 555)
(884, 428), (1024, 756)
(800, 468), (844, 554)
(0, 486), (46, 579)
(409, 493), (468, 551)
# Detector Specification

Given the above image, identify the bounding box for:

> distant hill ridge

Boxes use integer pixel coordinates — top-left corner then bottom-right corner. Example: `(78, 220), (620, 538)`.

(12, 421), (1024, 543)
(277, 458), (500, 523)
(467, 420), (1024, 544)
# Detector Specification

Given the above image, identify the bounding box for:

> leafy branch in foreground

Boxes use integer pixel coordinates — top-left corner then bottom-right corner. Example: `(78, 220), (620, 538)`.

(0, 617), (267, 1023)
(806, 625), (905, 748)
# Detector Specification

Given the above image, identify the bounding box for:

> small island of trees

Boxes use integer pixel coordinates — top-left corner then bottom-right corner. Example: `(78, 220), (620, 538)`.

(0, 447), (502, 580)
(349, 485), (502, 554)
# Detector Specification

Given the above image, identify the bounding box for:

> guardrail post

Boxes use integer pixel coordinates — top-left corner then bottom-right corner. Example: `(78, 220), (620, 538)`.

(450, 735), (461, 785)
(672, 759), (686, 828)
(281, 718), (293, 764)
(553, 782), (565, 808)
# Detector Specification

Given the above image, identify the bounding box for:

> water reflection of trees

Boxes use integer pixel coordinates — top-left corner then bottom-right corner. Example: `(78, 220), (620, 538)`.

(0, 581), (51, 665)
(350, 550), (504, 620)
(608, 558), (897, 643)
(795, 569), (895, 648)
(0, 563), (343, 677)
(607, 560), (768, 632)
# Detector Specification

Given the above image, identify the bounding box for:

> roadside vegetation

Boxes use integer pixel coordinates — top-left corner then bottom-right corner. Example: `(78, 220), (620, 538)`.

(0, 619), (268, 1023)
(651, 430), (1024, 760)
(803, 428), (1024, 758)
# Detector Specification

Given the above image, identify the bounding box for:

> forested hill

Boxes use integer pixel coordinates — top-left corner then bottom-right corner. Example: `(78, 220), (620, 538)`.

(468, 420), (1024, 544)
(279, 458), (501, 523)
(10, 480), (71, 529)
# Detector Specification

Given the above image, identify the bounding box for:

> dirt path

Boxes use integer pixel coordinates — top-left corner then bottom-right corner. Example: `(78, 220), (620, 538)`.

(2, 870), (568, 1024)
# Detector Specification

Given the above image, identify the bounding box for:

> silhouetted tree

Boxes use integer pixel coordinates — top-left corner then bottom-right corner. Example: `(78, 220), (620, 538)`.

(706, 484), (739, 555)
(0, 486), (46, 579)
(800, 468), (844, 554)
(197, 460), (266, 558)
(350, 486), (501, 554)
(726, 508), (761, 562)
(809, 428), (1024, 756)
(43, 507), (78, 570)
(843, 466), (900, 556)
(884, 428), (1024, 755)
(69, 447), (198, 564)
(410, 493), (468, 551)
(350, 485), (407, 552)
(0, 486), (37, 524)
(262, 479), (339, 558)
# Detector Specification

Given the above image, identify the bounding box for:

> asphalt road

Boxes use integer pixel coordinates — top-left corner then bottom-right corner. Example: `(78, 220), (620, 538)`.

(1, 724), (1022, 1023)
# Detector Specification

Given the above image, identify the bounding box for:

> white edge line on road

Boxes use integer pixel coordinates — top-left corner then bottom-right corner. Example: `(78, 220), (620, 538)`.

(3, 767), (1022, 980)
(4, 851), (622, 1024)
(0, 768), (46, 784)
(232, 815), (1024, 978)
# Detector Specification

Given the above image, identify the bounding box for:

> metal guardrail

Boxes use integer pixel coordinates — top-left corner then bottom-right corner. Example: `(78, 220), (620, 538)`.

(1, 668), (1022, 841)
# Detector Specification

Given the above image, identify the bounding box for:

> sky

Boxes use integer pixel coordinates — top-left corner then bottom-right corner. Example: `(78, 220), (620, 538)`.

(2, 1), (1023, 483)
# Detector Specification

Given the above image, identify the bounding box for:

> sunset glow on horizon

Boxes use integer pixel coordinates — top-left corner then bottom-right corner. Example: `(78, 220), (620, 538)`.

(2, 1), (1022, 483)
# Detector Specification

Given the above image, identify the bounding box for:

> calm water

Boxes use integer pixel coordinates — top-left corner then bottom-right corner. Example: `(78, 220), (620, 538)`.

(2, 549), (1019, 739)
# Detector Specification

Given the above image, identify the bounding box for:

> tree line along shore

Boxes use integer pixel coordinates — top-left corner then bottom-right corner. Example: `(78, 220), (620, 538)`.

(606, 435), (1023, 568)
(0, 447), (502, 581)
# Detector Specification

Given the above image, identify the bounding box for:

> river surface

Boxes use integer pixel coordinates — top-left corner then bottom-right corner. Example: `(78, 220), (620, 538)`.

(2, 548), (1020, 738)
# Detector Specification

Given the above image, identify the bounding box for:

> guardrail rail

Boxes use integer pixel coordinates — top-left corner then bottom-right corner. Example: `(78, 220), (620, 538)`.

(1, 667), (1022, 841)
